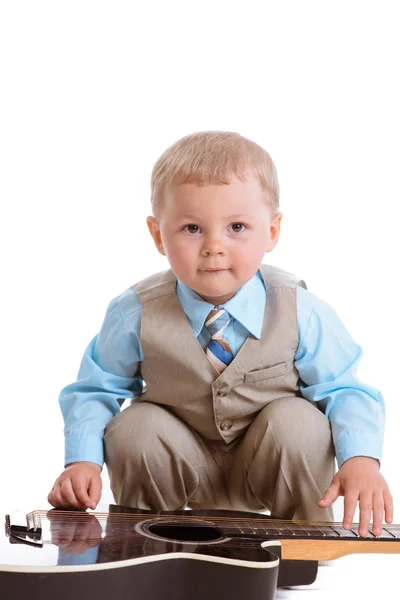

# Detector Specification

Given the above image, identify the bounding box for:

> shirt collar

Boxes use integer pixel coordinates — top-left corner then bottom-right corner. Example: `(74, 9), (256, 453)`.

(176, 268), (266, 339)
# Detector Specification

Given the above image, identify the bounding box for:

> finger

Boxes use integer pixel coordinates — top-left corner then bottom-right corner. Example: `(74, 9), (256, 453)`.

(371, 491), (384, 537)
(318, 480), (341, 508)
(59, 478), (87, 509)
(47, 489), (58, 508)
(358, 491), (373, 537)
(48, 485), (70, 509)
(72, 478), (95, 510)
(383, 489), (394, 524)
(342, 491), (359, 530)
(48, 482), (64, 508)
(88, 475), (102, 509)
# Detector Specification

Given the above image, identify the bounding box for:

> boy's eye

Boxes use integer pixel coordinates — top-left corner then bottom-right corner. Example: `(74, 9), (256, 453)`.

(183, 224), (200, 234)
(229, 223), (246, 233)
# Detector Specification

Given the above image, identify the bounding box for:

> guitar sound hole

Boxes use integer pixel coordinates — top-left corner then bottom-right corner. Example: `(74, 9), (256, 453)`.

(148, 523), (223, 542)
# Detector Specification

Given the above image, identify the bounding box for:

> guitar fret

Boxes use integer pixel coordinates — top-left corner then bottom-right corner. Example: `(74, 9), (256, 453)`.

(315, 526), (340, 537)
(256, 525), (271, 536)
(293, 525), (327, 537)
(273, 525), (294, 535)
(281, 524), (308, 537)
(221, 524), (247, 535)
(383, 527), (398, 539)
(329, 526), (344, 537)
(365, 531), (377, 539)
(331, 526), (358, 537)
(222, 527), (243, 534)
(259, 525), (282, 535)
(348, 529), (376, 539)
(294, 524), (311, 536)
(253, 525), (276, 536)
(234, 523), (279, 536)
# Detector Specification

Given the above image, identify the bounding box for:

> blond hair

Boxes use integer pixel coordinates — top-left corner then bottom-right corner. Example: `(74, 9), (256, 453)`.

(151, 131), (279, 221)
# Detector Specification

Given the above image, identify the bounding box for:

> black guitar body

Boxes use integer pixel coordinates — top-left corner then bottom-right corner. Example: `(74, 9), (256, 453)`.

(2, 557), (276, 600)
(1, 506), (319, 600)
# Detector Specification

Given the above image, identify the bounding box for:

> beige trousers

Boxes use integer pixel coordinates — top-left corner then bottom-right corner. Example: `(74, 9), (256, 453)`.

(104, 397), (335, 521)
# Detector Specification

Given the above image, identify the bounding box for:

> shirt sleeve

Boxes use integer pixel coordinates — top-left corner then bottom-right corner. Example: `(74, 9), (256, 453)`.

(60, 287), (143, 468)
(295, 287), (385, 468)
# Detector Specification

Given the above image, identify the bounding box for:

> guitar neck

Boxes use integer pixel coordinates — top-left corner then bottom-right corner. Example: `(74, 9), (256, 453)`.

(280, 537), (400, 561)
(220, 519), (400, 561)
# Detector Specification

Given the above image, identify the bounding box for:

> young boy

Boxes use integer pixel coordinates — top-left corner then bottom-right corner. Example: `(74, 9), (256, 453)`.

(48, 131), (392, 538)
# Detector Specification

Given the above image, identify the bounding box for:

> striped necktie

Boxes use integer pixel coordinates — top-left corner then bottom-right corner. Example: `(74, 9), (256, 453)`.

(204, 307), (234, 374)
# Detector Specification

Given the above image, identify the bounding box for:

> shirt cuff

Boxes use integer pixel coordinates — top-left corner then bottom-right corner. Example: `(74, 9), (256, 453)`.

(334, 431), (383, 469)
(64, 433), (104, 469)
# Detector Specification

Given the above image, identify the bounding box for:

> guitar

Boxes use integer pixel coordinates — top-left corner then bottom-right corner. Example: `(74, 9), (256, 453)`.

(1, 505), (400, 600)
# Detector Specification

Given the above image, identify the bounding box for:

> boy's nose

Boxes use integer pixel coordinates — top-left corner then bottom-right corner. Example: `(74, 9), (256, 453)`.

(201, 238), (225, 255)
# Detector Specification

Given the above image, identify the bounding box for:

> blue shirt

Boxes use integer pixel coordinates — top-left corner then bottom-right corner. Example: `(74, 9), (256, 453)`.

(60, 268), (385, 470)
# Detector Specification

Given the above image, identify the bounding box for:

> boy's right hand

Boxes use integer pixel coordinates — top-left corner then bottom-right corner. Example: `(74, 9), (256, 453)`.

(47, 462), (102, 510)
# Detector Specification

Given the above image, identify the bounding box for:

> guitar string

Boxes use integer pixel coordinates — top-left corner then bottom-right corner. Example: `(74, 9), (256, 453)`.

(30, 511), (400, 529)
(24, 516), (400, 545)
(29, 512), (399, 540)
(28, 532), (400, 548)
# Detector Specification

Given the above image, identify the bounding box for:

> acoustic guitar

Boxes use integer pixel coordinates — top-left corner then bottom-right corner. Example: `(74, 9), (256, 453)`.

(1, 505), (399, 600)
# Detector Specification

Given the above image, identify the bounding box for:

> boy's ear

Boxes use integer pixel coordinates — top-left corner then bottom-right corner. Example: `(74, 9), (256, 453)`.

(265, 212), (283, 253)
(146, 216), (165, 255)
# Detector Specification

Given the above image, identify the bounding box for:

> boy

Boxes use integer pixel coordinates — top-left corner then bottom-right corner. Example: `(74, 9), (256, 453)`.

(48, 131), (392, 539)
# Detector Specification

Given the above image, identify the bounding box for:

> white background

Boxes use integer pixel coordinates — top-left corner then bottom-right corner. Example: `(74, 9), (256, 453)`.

(0, 2), (399, 596)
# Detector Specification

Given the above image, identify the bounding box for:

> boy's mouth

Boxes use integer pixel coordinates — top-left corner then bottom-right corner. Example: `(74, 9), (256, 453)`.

(201, 268), (227, 272)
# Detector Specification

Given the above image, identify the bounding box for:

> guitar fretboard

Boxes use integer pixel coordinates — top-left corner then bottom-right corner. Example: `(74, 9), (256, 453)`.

(220, 521), (400, 541)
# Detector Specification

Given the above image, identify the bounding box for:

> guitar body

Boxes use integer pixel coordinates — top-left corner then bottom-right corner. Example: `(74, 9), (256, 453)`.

(1, 556), (281, 600)
(8, 504), (395, 600)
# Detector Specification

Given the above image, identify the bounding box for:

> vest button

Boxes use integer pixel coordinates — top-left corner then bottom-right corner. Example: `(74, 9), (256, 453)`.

(220, 420), (233, 431)
(217, 391), (228, 397)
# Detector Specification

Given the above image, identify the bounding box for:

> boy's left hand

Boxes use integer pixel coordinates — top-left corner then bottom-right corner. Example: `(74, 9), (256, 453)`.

(318, 456), (393, 537)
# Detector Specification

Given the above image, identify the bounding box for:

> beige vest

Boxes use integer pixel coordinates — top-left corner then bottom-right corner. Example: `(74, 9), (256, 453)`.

(133, 264), (306, 445)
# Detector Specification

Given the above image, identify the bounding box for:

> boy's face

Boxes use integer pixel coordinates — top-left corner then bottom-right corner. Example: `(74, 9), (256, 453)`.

(147, 176), (282, 305)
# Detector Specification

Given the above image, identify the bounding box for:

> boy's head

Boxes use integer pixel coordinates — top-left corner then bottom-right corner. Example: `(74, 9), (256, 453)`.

(147, 131), (282, 305)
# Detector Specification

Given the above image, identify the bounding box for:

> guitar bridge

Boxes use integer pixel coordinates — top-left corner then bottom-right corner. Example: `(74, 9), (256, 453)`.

(5, 511), (43, 547)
